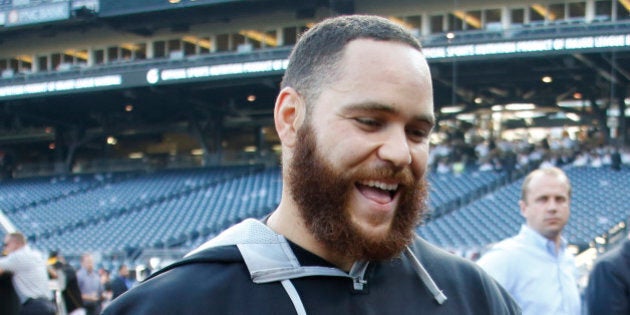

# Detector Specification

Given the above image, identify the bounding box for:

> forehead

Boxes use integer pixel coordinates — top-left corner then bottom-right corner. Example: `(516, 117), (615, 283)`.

(339, 39), (429, 81)
(526, 173), (570, 196)
(317, 39), (433, 115)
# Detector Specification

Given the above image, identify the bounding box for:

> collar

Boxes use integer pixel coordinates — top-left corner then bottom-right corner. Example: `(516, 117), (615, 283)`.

(519, 224), (567, 256)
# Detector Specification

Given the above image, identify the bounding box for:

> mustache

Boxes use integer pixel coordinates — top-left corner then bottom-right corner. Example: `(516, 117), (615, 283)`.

(353, 166), (417, 187)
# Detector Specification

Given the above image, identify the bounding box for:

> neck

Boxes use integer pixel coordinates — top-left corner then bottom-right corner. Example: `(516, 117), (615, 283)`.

(267, 200), (355, 271)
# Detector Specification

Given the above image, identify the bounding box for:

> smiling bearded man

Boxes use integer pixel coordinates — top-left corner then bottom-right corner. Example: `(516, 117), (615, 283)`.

(103, 15), (520, 315)
(289, 121), (428, 261)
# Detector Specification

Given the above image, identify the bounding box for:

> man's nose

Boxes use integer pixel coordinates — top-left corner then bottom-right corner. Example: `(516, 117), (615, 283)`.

(377, 127), (412, 168)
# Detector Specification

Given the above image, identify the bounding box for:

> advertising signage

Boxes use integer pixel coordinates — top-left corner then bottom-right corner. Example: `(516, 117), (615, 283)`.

(2, 1), (70, 27)
(0, 58), (289, 100)
(1, 32), (629, 100)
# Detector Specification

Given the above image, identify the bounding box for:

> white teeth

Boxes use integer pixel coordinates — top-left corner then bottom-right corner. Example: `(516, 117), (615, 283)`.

(360, 180), (398, 191)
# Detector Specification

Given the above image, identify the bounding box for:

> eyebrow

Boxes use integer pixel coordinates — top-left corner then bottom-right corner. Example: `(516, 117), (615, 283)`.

(342, 102), (436, 126)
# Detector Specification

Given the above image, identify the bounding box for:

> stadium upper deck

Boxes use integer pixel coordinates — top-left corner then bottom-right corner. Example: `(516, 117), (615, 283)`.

(0, 0), (628, 177)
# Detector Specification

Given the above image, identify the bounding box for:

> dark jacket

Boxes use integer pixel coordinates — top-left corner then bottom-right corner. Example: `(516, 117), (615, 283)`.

(586, 238), (630, 315)
(0, 272), (19, 315)
(109, 276), (129, 299)
(103, 219), (520, 314)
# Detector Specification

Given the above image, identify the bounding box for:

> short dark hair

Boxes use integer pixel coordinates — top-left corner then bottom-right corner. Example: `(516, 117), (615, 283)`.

(281, 15), (422, 106)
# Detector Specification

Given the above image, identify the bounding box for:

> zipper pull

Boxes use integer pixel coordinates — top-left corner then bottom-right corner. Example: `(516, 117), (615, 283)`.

(352, 277), (367, 291)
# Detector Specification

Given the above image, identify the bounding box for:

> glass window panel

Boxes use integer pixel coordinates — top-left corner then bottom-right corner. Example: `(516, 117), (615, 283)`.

(448, 13), (464, 31)
(199, 37), (211, 54)
(568, 2), (586, 18)
(37, 56), (48, 71)
(9, 58), (18, 72)
(20, 59), (31, 72)
(63, 54), (73, 63)
(430, 15), (444, 33)
(485, 9), (501, 23)
(529, 5), (545, 22)
(407, 15), (422, 30)
(595, 0), (612, 20)
(511, 8), (525, 24)
(619, 0), (630, 20)
(153, 41), (166, 58)
(548, 3), (565, 21)
(167, 39), (181, 53)
(282, 27), (297, 46)
(94, 49), (105, 64)
(51, 53), (61, 70)
(135, 43), (147, 60)
(183, 41), (196, 55)
(216, 34), (230, 51)
(107, 46), (118, 61)
(76, 49), (88, 62)
(121, 47), (133, 60)
(264, 30), (277, 47)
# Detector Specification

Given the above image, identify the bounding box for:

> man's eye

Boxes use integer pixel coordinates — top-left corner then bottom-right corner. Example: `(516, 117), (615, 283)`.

(355, 117), (381, 127)
(407, 128), (429, 141)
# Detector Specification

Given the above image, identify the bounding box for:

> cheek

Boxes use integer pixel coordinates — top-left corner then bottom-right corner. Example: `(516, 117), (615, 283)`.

(411, 146), (430, 173)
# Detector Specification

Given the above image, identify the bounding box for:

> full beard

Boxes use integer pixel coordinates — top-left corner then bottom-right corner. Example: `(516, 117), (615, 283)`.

(287, 123), (429, 262)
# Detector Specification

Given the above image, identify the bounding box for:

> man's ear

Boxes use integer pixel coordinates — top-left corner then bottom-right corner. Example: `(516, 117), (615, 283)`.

(274, 87), (305, 148)
(519, 200), (527, 218)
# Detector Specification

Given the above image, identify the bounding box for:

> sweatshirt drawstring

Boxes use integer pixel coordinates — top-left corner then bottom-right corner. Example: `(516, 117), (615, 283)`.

(405, 246), (448, 305)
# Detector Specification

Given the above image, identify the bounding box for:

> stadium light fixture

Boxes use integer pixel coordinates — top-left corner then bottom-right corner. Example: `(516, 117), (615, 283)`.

(247, 94), (256, 102)
(106, 136), (117, 145)
(387, 16), (413, 29)
(531, 4), (556, 20)
(48, 143), (56, 150)
(191, 149), (203, 156)
(566, 113), (580, 122)
(440, 105), (464, 114)
(64, 49), (88, 61)
(505, 103), (536, 111)
(125, 104), (133, 112)
(474, 97), (483, 104)
(514, 111), (544, 119)
(453, 10), (481, 29)
(129, 152), (144, 159)
(182, 36), (212, 50)
(572, 92), (582, 99)
(446, 32), (455, 40)
(541, 75), (553, 83)
(239, 30), (277, 47)
(16, 55), (32, 63)
(169, 0), (181, 4)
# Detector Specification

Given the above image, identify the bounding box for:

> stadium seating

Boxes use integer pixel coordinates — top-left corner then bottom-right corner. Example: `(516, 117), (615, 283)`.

(0, 165), (627, 263)
(417, 166), (630, 252)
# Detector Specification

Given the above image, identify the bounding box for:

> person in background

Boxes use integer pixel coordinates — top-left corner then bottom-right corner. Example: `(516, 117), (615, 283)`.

(99, 268), (113, 309)
(76, 253), (103, 315)
(109, 264), (132, 300)
(0, 232), (56, 315)
(585, 234), (630, 315)
(0, 270), (20, 315)
(477, 167), (581, 315)
(104, 14), (519, 314)
(48, 251), (85, 315)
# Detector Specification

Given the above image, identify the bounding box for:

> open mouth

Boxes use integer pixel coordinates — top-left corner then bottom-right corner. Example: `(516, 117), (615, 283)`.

(356, 180), (399, 204)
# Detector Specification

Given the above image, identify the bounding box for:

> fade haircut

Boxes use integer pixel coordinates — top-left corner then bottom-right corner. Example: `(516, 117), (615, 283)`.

(521, 166), (572, 201)
(280, 15), (422, 107)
